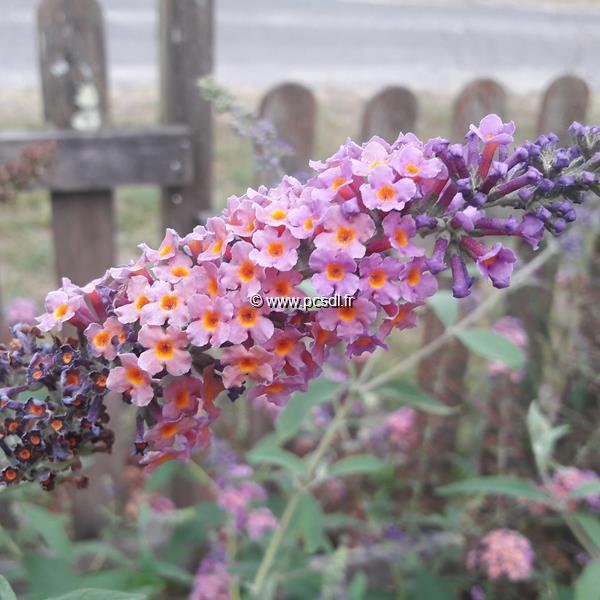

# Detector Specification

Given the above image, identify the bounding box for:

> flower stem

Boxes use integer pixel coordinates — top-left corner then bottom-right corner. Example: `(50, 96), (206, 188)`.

(251, 391), (352, 596)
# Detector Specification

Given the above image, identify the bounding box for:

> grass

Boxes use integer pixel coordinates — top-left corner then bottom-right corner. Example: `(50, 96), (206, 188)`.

(0, 86), (598, 310)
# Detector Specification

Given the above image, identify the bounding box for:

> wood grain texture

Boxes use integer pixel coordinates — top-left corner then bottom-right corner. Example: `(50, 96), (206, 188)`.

(160, 0), (213, 233)
(360, 86), (418, 143)
(38, 0), (115, 286)
(38, 0), (122, 539)
(451, 79), (507, 141)
(258, 82), (317, 183)
(0, 127), (193, 190)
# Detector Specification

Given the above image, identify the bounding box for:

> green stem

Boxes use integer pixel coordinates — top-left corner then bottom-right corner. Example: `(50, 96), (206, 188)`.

(251, 392), (352, 596)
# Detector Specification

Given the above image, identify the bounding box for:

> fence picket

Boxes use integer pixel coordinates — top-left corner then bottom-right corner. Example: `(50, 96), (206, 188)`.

(360, 86), (418, 142)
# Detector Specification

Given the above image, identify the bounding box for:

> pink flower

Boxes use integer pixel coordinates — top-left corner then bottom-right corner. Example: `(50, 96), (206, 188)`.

(162, 375), (202, 419)
(226, 196), (258, 237)
(400, 258), (438, 302)
(382, 213), (425, 257)
(229, 302), (275, 344)
(153, 252), (195, 284)
(317, 298), (377, 341)
(84, 317), (125, 361)
(309, 248), (359, 297)
(138, 325), (192, 376)
(221, 345), (274, 388)
(314, 206), (375, 259)
(379, 302), (422, 338)
(106, 353), (154, 406)
(469, 114), (515, 145)
(193, 263), (223, 299)
(37, 290), (83, 332)
(262, 269), (304, 304)
(287, 192), (327, 239)
(250, 227), (300, 271)
(246, 508), (278, 540)
(255, 198), (292, 227)
(139, 228), (179, 262)
(360, 165), (416, 212)
(467, 529), (534, 582)
(351, 138), (391, 176)
(384, 407), (418, 450)
(220, 241), (263, 295)
(186, 295), (233, 347)
(359, 255), (401, 304)
(264, 328), (305, 371)
(140, 280), (190, 328)
(391, 144), (443, 179)
(248, 375), (306, 407)
(114, 275), (152, 324)
(197, 217), (231, 262)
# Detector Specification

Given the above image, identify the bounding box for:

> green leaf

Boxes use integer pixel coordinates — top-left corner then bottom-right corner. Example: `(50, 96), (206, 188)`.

(277, 379), (341, 442)
(0, 575), (17, 600)
(381, 380), (457, 415)
(572, 513), (600, 554)
(329, 454), (386, 477)
(23, 554), (80, 598)
(294, 492), (331, 554)
(46, 590), (147, 600)
(438, 476), (551, 503)
(569, 481), (600, 500)
(527, 403), (569, 476)
(348, 571), (367, 600)
(575, 559), (600, 600)
(427, 291), (458, 328)
(457, 328), (525, 369)
(19, 503), (72, 561)
(247, 446), (304, 475)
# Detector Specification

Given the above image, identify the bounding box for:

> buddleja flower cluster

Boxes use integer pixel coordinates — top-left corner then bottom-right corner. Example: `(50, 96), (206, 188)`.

(1, 116), (599, 487)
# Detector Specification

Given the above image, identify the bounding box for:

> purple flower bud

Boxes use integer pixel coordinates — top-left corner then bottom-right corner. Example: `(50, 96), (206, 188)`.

(480, 161), (508, 193)
(553, 149), (570, 170)
(505, 147), (529, 171)
(553, 218), (567, 235)
(557, 174), (577, 188)
(494, 167), (543, 199)
(550, 200), (572, 216)
(469, 192), (488, 207)
(524, 141), (541, 161)
(517, 187), (534, 207)
(536, 134), (550, 147)
(547, 132), (559, 144)
(565, 208), (577, 223)
(537, 178), (555, 195)
(579, 171), (597, 186)
(535, 206), (552, 222)
(569, 121), (586, 139)
(456, 177), (473, 201)
(415, 214), (437, 230)
(427, 238), (449, 274)
(450, 254), (474, 298)
(448, 144), (470, 179)
(475, 216), (519, 235)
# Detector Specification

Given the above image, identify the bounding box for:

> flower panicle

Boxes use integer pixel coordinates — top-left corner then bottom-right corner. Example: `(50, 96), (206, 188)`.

(1, 115), (598, 485)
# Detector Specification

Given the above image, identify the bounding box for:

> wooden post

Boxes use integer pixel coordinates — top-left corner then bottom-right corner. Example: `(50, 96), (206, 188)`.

(451, 79), (507, 141)
(258, 83), (317, 184)
(38, 0), (124, 538)
(360, 86), (418, 143)
(38, 0), (115, 287)
(159, 0), (213, 233)
(537, 75), (589, 142)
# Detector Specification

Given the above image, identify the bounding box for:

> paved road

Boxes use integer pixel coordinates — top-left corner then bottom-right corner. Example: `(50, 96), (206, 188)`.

(2, 0), (600, 91)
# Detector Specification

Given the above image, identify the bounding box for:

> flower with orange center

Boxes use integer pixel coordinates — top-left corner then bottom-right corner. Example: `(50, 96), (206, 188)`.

(310, 248), (359, 297)
(187, 295), (233, 347)
(314, 206), (375, 259)
(84, 316), (124, 361)
(107, 352), (154, 406)
(221, 241), (263, 295)
(163, 375), (203, 419)
(221, 345), (274, 388)
(382, 213), (425, 258)
(400, 258), (438, 303)
(140, 280), (190, 328)
(360, 165), (416, 212)
(317, 298), (377, 341)
(229, 302), (274, 344)
(138, 325), (192, 376)
(250, 227), (299, 271)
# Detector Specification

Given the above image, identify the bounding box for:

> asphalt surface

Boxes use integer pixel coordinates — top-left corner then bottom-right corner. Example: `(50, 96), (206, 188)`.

(1, 0), (600, 91)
